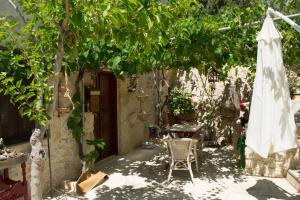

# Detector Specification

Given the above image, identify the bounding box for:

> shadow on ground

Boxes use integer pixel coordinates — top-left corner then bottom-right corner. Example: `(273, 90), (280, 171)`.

(79, 146), (246, 200)
(247, 179), (300, 200)
(46, 145), (300, 200)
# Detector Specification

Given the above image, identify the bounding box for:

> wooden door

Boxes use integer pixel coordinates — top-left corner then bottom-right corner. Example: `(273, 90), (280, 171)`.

(95, 71), (118, 159)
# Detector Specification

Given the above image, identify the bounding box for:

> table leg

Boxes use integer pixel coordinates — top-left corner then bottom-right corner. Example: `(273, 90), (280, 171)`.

(21, 162), (26, 184)
(3, 169), (9, 181)
(194, 144), (199, 172)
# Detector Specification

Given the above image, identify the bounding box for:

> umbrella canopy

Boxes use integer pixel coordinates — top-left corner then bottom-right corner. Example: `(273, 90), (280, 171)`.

(246, 16), (298, 158)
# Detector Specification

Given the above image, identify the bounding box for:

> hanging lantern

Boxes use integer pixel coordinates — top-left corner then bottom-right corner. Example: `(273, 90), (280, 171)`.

(127, 75), (137, 92)
(208, 68), (220, 83)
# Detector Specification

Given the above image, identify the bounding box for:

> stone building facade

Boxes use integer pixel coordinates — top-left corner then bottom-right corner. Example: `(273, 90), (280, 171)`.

(176, 67), (300, 177)
(3, 67), (300, 197)
(6, 71), (168, 195)
(0, 1), (168, 195)
(176, 67), (252, 145)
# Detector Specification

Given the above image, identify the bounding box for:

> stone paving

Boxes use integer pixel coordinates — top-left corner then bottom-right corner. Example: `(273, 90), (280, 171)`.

(47, 145), (300, 200)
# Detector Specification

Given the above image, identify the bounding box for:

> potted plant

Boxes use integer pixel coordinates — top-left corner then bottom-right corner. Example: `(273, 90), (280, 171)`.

(167, 87), (197, 123)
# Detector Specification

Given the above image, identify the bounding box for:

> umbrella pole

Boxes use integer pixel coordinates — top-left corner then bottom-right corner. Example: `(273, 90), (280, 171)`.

(219, 9), (300, 32)
(267, 8), (300, 33)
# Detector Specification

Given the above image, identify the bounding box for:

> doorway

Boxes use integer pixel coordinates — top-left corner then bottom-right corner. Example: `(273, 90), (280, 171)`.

(94, 71), (118, 159)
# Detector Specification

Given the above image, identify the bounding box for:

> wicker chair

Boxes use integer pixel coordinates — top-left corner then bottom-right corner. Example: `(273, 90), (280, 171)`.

(167, 138), (197, 182)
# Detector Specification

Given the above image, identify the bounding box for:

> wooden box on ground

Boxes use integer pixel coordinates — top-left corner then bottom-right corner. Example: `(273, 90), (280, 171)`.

(76, 170), (108, 194)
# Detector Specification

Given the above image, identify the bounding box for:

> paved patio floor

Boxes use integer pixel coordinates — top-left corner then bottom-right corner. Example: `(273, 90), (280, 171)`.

(47, 145), (300, 200)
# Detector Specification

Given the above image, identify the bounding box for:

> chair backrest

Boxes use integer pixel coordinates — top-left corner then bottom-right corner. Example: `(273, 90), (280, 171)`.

(167, 138), (193, 160)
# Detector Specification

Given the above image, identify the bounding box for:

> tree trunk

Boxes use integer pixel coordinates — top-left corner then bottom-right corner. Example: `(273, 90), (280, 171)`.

(30, 0), (70, 199)
(30, 129), (46, 199)
(154, 70), (162, 127)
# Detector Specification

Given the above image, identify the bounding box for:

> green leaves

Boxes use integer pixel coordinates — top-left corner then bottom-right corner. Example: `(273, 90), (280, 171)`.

(86, 139), (105, 150)
(84, 151), (98, 168)
(0, 0), (60, 126)
(168, 87), (196, 116)
(67, 93), (84, 140)
(1, 0), (300, 130)
(110, 56), (121, 69)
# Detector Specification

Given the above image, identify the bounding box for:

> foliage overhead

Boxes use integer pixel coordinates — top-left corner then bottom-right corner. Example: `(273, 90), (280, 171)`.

(0, 0), (299, 125)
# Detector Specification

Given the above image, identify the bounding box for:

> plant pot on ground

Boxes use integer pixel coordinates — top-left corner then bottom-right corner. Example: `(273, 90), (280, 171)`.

(167, 87), (197, 123)
(177, 113), (197, 122)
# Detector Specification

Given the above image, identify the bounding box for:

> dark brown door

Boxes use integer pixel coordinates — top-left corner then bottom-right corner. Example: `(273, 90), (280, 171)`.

(95, 71), (118, 159)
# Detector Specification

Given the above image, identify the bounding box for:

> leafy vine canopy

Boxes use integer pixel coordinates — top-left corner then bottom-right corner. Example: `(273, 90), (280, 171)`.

(0, 0), (300, 124)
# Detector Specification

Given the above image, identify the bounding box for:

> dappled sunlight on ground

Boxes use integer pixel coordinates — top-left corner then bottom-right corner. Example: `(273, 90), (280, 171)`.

(101, 173), (153, 189)
(46, 145), (300, 200)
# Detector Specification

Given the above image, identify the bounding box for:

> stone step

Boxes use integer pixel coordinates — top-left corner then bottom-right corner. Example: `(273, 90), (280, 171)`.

(286, 169), (300, 192)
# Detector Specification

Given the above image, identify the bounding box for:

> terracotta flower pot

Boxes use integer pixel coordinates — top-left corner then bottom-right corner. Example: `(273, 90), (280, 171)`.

(167, 113), (178, 125)
(177, 113), (197, 122)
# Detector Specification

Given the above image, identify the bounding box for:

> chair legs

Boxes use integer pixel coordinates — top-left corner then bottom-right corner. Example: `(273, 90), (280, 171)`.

(168, 161), (194, 182)
(167, 139), (198, 182)
(168, 162), (174, 181)
(188, 162), (194, 182)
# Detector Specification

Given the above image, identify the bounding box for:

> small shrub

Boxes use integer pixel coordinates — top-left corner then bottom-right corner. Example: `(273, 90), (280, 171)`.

(168, 87), (196, 116)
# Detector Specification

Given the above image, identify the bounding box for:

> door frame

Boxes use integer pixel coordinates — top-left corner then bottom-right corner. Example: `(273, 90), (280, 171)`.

(97, 70), (118, 158)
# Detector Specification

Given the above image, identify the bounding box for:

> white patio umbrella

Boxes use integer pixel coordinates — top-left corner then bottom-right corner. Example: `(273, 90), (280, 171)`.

(246, 16), (298, 158)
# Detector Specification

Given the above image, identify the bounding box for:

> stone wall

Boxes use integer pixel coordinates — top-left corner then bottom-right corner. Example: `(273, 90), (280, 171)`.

(5, 66), (300, 194)
(6, 73), (84, 195)
(245, 148), (296, 178)
(82, 112), (95, 155)
(117, 72), (169, 154)
(176, 67), (252, 145)
(176, 67), (300, 177)
(245, 147), (296, 177)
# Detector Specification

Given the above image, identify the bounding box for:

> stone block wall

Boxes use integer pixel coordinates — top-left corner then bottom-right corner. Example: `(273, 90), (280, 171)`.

(176, 67), (300, 177)
(5, 66), (300, 194)
(175, 67), (252, 145)
(82, 112), (95, 155)
(6, 73), (85, 195)
(244, 147), (296, 177)
(7, 113), (83, 195)
(117, 72), (169, 154)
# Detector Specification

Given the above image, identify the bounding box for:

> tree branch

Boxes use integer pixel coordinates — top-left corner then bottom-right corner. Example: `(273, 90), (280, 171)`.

(46, 0), (71, 123)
